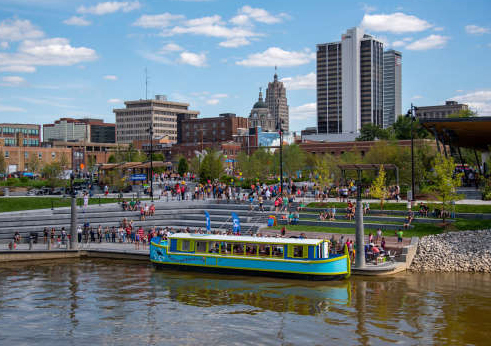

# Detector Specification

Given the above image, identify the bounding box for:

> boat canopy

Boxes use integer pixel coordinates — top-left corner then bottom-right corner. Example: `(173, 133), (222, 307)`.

(168, 233), (324, 246)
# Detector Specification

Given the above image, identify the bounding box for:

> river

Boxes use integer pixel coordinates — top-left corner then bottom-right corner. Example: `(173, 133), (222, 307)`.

(0, 259), (490, 345)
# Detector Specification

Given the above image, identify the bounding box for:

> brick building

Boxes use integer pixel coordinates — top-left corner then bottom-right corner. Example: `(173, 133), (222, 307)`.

(179, 113), (249, 145)
(0, 123), (41, 147)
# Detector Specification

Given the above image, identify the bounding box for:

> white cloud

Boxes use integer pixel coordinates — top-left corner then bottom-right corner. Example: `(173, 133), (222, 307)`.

(77, 1), (141, 15)
(219, 37), (250, 48)
(63, 16), (91, 26)
(236, 47), (315, 67)
(231, 6), (288, 25)
(2, 76), (25, 86)
(280, 72), (316, 90)
(360, 12), (432, 33)
(290, 102), (316, 120)
(0, 65), (36, 73)
(0, 18), (44, 41)
(452, 90), (491, 116)
(433, 27), (444, 32)
(360, 3), (376, 13)
(133, 13), (185, 28)
(165, 19), (259, 42)
(108, 98), (123, 103)
(406, 34), (449, 50)
(103, 75), (117, 80)
(178, 51), (207, 67)
(465, 25), (490, 35)
(1, 41), (9, 49)
(206, 99), (219, 105)
(212, 93), (228, 98)
(0, 38), (98, 70)
(411, 95), (423, 100)
(0, 104), (26, 112)
(391, 40), (405, 48)
(159, 43), (183, 53)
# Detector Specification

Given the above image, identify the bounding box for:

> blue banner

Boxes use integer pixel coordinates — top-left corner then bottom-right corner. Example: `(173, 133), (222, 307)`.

(204, 211), (211, 231)
(231, 212), (240, 234)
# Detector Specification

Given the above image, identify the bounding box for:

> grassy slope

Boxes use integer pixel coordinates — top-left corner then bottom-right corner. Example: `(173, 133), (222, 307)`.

(0, 197), (122, 213)
(307, 202), (491, 214)
(268, 219), (491, 238)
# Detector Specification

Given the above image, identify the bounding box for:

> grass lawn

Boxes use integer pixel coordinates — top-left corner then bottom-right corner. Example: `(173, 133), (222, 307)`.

(307, 202), (491, 214)
(0, 197), (123, 213)
(267, 218), (491, 238)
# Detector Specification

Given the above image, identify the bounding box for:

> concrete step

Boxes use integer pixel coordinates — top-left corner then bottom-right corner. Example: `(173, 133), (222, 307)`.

(277, 219), (410, 230)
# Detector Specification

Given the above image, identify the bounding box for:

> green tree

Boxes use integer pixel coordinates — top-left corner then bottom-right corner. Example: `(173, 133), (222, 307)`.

(59, 153), (69, 170)
(356, 123), (392, 141)
(448, 109), (476, 118)
(107, 154), (117, 163)
(313, 155), (333, 192)
(42, 161), (63, 188)
(26, 153), (42, 173)
(370, 165), (389, 210)
(0, 151), (6, 175)
(391, 115), (430, 140)
(177, 156), (189, 176)
(199, 149), (223, 183)
(278, 144), (306, 178)
(431, 155), (462, 223)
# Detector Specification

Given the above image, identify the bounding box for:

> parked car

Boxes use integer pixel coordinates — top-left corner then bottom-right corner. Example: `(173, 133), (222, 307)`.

(26, 189), (39, 196)
(52, 187), (66, 195)
(39, 187), (53, 195)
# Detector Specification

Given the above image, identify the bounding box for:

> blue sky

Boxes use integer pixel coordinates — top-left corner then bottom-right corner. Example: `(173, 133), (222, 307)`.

(0, 0), (490, 133)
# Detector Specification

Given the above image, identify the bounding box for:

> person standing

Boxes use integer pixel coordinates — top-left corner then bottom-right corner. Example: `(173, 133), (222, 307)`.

(83, 193), (89, 210)
(396, 229), (403, 243)
(77, 225), (82, 243)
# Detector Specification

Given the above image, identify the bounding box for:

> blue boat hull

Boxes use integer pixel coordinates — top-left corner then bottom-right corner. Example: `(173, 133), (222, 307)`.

(150, 240), (350, 281)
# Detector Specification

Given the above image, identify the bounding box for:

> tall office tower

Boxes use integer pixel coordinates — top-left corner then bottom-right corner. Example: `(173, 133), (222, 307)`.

(114, 95), (199, 144)
(383, 50), (402, 128)
(316, 27), (384, 140)
(265, 70), (289, 132)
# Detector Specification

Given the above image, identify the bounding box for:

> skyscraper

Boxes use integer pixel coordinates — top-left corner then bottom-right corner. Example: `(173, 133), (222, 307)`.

(316, 27), (386, 141)
(265, 70), (289, 132)
(383, 50), (402, 128)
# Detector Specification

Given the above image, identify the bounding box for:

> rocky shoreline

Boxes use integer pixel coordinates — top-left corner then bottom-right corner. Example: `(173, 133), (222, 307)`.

(410, 230), (491, 273)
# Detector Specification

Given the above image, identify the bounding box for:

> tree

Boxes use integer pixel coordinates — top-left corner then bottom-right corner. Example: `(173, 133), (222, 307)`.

(177, 156), (189, 176)
(26, 154), (42, 173)
(431, 154), (462, 223)
(370, 165), (389, 210)
(59, 153), (69, 170)
(42, 161), (63, 188)
(198, 149), (223, 183)
(313, 155), (333, 193)
(278, 144), (306, 178)
(448, 109), (476, 118)
(356, 123), (392, 141)
(107, 154), (117, 163)
(0, 151), (6, 175)
(391, 116), (430, 140)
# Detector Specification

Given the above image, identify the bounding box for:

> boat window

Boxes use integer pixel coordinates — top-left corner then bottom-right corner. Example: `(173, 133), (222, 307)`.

(258, 244), (271, 257)
(196, 241), (207, 253)
(208, 242), (219, 253)
(178, 239), (194, 252)
(272, 245), (284, 258)
(288, 245), (307, 258)
(245, 244), (258, 256)
(220, 242), (231, 255)
(232, 243), (244, 255)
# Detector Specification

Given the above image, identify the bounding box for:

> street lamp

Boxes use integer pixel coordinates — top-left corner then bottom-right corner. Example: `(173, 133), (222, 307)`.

(406, 103), (418, 202)
(148, 124), (154, 201)
(276, 120), (284, 197)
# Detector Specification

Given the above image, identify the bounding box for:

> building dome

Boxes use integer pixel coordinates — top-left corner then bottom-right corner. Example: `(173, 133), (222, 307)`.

(253, 88), (267, 109)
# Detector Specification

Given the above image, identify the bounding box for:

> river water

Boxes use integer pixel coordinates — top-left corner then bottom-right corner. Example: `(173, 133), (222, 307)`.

(0, 260), (490, 346)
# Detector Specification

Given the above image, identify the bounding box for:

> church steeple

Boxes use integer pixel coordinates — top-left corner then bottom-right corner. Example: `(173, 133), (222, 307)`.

(274, 65), (278, 81)
(258, 87), (263, 101)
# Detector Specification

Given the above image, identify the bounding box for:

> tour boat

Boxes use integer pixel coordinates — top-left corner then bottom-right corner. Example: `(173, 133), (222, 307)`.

(150, 233), (350, 281)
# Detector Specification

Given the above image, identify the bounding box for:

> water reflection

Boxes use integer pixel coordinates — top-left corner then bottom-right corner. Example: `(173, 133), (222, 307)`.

(0, 260), (490, 346)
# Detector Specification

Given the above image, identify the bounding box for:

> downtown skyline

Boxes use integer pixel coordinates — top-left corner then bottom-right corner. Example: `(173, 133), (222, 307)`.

(0, 0), (490, 133)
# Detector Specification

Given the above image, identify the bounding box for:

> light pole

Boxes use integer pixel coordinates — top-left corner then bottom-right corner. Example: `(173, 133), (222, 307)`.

(69, 173), (77, 250)
(406, 103), (417, 202)
(148, 124), (154, 202)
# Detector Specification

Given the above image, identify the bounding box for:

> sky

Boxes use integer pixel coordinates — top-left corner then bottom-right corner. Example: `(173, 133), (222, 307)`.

(0, 0), (490, 133)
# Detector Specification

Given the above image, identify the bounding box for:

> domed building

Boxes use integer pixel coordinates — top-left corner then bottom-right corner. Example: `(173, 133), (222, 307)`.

(249, 88), (276, 132)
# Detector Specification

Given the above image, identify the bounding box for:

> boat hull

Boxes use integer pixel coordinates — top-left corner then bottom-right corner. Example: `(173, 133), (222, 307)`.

(150, 240), (350, 281)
